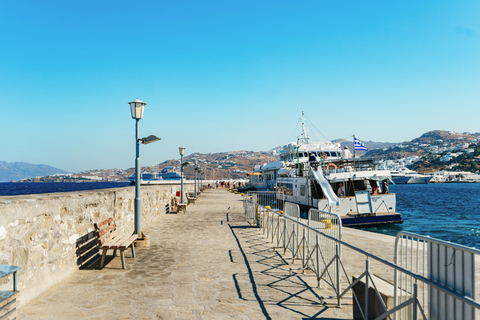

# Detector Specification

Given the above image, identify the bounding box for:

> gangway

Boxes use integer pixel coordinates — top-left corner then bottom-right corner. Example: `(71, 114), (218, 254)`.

(310, 167), (339, 207)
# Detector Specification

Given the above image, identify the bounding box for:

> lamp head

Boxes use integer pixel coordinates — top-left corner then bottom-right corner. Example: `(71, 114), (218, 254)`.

(140, 135), (161, 145)
(129, 98), (146, 119)
(179, 146), (185, 156)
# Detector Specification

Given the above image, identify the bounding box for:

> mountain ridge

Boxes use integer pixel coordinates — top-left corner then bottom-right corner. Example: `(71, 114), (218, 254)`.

(0, 161), (68, 182)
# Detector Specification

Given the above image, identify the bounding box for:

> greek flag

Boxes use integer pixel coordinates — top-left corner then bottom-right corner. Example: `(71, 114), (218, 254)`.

(354, 137), (368, 151)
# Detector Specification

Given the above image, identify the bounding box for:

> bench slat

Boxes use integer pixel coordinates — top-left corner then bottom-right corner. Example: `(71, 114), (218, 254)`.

(101, 234), (138, 249)
(94, 217), (114, 230)
(101, 233), (130, 248)
(96, 223), (117, 238)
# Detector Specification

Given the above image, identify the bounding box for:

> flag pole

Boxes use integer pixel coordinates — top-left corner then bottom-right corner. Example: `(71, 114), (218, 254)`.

(353, 134), (356, 168)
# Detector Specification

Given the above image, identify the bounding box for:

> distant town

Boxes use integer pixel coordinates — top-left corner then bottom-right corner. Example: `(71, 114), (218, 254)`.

(6, 130), (480, 183)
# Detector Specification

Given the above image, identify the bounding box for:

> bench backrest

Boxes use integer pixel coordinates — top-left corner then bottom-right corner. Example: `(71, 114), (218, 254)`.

(94, 217), (119, 246)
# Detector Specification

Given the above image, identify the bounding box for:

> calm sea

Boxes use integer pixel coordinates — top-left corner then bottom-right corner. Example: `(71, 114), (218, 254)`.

(0, 182), (131, 196)
(358, 183), (480, 249)
(1, 182), (479, 249)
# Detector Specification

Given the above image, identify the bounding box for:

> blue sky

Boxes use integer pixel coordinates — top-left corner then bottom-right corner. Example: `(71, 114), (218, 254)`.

(1, 1), (479, 172)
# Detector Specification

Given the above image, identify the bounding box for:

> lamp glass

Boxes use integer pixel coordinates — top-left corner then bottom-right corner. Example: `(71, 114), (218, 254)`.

(179, 146), (185, 156)
(129, 99), (146, 119)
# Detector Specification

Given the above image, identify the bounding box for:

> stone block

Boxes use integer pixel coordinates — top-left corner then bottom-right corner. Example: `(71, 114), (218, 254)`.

(352, 274), (396, 320)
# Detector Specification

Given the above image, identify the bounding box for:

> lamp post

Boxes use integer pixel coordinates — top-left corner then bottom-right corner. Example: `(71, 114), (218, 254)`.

(194, 160), (198, 198)
(179, 146), (185, 204)
(129, 98), (160, 237)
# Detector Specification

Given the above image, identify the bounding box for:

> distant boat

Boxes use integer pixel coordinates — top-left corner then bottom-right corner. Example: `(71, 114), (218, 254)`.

(158, 167), (182, 180)
(128, 166), (182, 182)
(390, 168), (432, 184)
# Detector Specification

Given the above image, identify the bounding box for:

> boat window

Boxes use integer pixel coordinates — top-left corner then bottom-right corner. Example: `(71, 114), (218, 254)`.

(300, 185), (306, 197)
(352, 180), (367, 191)
(277, 183), (293, 196)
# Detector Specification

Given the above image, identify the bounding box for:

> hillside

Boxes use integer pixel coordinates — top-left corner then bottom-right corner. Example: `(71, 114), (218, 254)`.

(0, 161), (68, 182)
(12, 130), (480, 183)
(366, 130), (480, 173)
(145, 150), (277, 180)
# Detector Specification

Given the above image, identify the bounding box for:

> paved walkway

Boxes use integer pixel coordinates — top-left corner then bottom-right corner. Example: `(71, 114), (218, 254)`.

(19, 189), (352, 320)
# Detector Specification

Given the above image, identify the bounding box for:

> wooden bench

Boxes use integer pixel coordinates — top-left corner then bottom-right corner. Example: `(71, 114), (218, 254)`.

(170, 196), (187, 213)
(186, 192), (197, 205)
(0, 264), (20, 320)
(94, 218), (138, 269)
(177, 203), (187, 214)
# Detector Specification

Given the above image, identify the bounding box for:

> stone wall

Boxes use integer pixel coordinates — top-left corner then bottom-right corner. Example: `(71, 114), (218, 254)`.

(0, 182), (193, 306)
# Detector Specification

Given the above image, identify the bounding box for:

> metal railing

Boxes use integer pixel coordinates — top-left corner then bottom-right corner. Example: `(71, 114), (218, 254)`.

(244, 194), (480, 319)
(395, 232), (480, 320)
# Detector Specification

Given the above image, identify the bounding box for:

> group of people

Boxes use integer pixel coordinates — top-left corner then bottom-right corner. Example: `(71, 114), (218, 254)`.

(212, 181), (243, 189)
(336, 180), (389, 197)
(308, 146), (352, 164)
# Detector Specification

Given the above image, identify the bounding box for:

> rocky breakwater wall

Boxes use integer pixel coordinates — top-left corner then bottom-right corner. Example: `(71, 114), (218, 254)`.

(0, 183), (193, 306)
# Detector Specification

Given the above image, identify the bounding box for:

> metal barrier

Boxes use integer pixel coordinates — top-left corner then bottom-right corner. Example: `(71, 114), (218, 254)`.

(243, 193), (480, 319)
(307, 209), (343, 305)
(284, 202), (300, 261)
(244, 191), (284, 211)
(395, 232), (480, 320)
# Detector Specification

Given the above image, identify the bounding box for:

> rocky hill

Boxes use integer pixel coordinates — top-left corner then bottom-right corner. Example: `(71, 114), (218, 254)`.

(366, 130), (480, 173)
(145, 150), (277, 180)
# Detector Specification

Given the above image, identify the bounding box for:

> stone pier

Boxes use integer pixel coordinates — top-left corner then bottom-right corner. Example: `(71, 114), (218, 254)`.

(17, 188), (356, 319)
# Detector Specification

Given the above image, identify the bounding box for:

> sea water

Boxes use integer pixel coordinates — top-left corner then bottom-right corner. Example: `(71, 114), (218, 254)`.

(0, 182), (130, 196)
(358, 183), (480, 249)
(1, 182), (479, 249)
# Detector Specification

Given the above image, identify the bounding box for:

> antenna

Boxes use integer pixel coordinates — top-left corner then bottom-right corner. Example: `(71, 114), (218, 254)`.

(298, 111), (310, 144)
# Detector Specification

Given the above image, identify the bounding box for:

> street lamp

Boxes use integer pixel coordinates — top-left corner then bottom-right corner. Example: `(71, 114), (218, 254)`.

(179, 146), (185, 204)
(129, 98), (160, 237)
(198, 167), (203, 189)
(194, 159), (198, 198)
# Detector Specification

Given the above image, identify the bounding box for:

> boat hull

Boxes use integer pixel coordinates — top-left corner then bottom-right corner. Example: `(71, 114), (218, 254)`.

(340, 213), (403, 227)
(406, 176), (432, 184)
(297, 203), (402, 227)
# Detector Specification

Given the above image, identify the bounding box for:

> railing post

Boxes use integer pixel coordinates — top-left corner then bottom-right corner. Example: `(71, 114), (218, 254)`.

(284, 215), (287, 254)
(307, 211), (311, 267)
(316, 233), (321, 288)
(365, 258), (370, 320)
(302, 227), (306, 271)
(413, 282), (418, 320)
(276, 214), (280, 247)
(336, 243), (341, 307)
(292, 219), (296, 263)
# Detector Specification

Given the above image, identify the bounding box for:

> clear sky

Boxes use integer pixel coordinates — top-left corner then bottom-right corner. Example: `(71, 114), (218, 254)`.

(1, 1), (479, 173)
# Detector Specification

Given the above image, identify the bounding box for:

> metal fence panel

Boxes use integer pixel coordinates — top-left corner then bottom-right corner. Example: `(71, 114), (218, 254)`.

(395, 231), (479, 320)
(244, 193), (480, 319)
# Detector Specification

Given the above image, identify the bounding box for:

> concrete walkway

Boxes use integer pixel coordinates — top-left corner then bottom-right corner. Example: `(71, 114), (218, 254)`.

(19, 189), (353, 319)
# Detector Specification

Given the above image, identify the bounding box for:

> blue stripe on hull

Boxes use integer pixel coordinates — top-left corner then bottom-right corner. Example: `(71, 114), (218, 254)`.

(299, 204), (403, 227)
(341, 214), (403, 227)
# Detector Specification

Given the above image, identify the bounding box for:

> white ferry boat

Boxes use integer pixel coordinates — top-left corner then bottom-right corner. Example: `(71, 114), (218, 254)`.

(128, 166), (182, 183)
(390, 168), (432, 184)
(247, 113), (402, 227)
